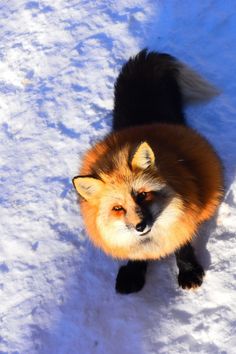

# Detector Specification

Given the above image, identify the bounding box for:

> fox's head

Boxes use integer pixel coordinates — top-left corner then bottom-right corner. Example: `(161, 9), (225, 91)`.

(73, 141), (185, 259)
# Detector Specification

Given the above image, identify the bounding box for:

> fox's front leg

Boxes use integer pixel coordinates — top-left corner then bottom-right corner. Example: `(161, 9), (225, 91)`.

(116, 260), (148, 294)
(175, 243), (205, 289)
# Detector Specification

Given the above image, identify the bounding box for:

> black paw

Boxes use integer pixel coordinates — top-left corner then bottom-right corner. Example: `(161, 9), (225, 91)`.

(115, 264), (146, 294)
(178, 265), (205, 290)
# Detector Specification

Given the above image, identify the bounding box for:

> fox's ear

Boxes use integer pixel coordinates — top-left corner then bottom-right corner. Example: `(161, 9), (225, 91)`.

(72, 176), (104, 200)
(130, 142), (155, 170)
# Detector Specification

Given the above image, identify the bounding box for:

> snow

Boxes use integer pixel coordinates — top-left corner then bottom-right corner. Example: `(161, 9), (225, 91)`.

(0, 0), (236, 353)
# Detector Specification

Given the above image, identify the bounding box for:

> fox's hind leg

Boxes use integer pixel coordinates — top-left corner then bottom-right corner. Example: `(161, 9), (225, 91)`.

(116, 260), (148, 294)
(175, 243), (205, 289)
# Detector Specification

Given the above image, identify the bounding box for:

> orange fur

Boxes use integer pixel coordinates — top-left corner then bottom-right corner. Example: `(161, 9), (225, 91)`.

(75, 123), (223, 260)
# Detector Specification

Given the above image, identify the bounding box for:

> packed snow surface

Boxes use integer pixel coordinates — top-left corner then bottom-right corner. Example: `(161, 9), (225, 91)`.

(0, 1), (236, 353)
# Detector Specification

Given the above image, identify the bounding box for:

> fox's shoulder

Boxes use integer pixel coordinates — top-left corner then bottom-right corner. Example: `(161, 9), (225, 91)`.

(80, 123), (222, 175)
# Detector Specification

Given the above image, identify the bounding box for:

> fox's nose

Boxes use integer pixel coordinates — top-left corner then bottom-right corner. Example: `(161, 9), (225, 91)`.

(136, 221), (147, 233)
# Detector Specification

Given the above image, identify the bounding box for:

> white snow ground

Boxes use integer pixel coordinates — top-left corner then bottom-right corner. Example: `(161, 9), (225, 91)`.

(0, 0), (236, 353)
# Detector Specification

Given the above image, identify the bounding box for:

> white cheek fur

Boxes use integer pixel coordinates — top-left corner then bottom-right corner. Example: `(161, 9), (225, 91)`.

(153, 196), (184, 230)
(97, 215), (136, 248)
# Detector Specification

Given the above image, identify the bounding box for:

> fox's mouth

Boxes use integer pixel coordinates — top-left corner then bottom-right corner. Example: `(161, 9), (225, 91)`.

(139, 228), (152, 236)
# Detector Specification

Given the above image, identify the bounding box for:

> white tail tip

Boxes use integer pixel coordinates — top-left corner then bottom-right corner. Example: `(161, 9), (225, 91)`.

(177, 61), (220, 104)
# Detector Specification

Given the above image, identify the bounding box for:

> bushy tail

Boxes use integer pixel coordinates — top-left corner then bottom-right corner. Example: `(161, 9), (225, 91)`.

(113, 49), (219, 130)
(176, 60), (220, 104)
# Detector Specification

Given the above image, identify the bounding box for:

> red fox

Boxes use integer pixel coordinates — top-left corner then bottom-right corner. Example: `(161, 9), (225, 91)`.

(73, 50), (223, 293)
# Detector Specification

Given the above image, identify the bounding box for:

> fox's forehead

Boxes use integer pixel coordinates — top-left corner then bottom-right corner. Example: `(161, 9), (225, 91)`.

(87, 144), (130, 176)
(100, 169), (165, 194)
(100, 168), (132, 185)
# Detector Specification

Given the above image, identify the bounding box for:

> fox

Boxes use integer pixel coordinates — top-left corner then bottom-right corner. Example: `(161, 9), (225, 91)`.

(73, 49), (224, 294)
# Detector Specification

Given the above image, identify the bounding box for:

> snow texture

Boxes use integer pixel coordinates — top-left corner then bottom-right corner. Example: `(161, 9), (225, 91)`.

(0, 1), (236, 353)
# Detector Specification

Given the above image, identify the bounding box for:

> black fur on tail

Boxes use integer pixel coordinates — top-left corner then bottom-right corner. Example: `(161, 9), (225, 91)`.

(113, 49), (219, 131)
(113, 49), (185, 130)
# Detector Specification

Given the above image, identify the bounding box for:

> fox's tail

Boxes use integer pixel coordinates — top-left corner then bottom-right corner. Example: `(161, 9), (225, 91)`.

(113, 49), (219, 130)
(176, 60), (219, 104)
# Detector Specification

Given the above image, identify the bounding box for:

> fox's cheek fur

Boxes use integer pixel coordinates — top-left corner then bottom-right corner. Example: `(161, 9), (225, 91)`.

(97, 216), (135, 249)
(96, 204), (135, 249)
(152, 196), (184, 232)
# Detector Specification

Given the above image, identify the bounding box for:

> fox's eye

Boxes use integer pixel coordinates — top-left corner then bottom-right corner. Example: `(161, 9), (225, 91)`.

(137, 191), (148, 202)
(112, 205), (124, 212)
